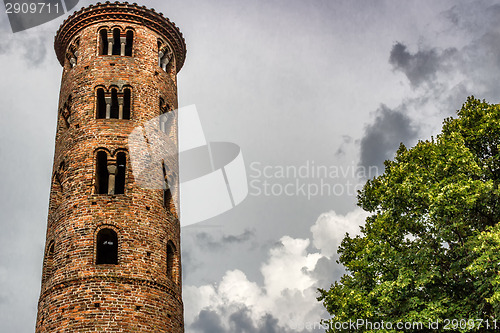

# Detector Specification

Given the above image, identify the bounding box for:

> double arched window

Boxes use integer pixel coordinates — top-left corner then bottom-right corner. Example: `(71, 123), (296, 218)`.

(96, 87), (131, 119)
(99, 28), (134, 56)
(95, 150), (127, 195)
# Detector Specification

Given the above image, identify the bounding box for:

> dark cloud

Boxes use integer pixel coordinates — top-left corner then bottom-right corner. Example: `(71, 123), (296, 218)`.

(195, 229), (255, 251)
(359, 105), (419, 175)
(191, 310), (228, 333)
(389, 42), (457, 88)
(191, 307), (301, 333)
(334, 135), (353, 157)
(0, 8), (49, 65)
(311, 256), (346, 290)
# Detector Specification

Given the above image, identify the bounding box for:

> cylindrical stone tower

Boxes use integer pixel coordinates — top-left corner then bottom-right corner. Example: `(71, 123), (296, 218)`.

(35, 2), (186, 332)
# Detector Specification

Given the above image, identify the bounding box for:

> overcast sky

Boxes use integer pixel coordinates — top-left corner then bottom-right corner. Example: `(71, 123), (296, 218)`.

(2, 0), (500, 332)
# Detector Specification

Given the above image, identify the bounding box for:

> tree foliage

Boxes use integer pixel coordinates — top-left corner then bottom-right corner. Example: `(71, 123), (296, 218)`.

(319, 97), (500, 332)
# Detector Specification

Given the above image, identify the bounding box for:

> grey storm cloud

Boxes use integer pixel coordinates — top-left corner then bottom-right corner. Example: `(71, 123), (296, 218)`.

(0, 10), (49, 65)
(389, 42), (457, 88)
(359, 104), (419, 175)
(195, 229), (255, 251)
(190, 308), (304, 333)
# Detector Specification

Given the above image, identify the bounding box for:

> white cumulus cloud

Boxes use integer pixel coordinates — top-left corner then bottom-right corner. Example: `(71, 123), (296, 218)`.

(183, 208), (368, 332)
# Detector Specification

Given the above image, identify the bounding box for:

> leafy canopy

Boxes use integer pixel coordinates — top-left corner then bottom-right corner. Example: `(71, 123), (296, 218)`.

(318, 97), (500, 332)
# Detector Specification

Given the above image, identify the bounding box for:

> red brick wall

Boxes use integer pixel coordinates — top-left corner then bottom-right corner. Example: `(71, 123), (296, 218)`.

(36, 3), (185, 332)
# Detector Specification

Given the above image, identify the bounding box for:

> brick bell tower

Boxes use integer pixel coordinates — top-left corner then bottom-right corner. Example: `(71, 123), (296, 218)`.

(35, 2), (186, 332)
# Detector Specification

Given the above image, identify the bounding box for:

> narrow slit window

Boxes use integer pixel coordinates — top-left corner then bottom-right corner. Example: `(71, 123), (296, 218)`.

(96, 88), (106, 119)
(167, 241), (176, 280)
(162, 162), (172, 209)
(45, 240), (55, 279)
(112, 28), (121, 55)
(96, 151), (109, 194)
(99, 29), (108, 55)
(125, 30), (133, 56)
(96, 228), (118, 265)
(115, 152), (126, 194)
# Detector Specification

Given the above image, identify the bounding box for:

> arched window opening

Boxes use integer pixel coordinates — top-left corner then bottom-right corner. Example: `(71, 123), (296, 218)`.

(96, 151), (109, 194)
(99, 29), (108, 55)
(166, 241), (176, 280)
(125, 30), (133, 56)
(112, 28), (121, 55)
(122, 88), (131, 120)
(110, 89), (119, 119)
(62, 95), (71, 127)
(45, 240), (55, 278)
(96, 228), (118, 265)
(158, 41), (172, 71)
(157, 41), (162, 67)
(159, 98), (172, 134)
(162, 162), (172, 209)
(96, 88), (106, 119)
(48, 242), (55, 257)
(115, 152), (126, 195)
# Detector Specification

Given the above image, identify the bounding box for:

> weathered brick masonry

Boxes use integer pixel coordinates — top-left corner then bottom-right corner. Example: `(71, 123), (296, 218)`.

(35, 2), (186, 332)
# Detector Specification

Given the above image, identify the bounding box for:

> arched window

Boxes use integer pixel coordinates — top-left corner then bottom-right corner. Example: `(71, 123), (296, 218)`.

(99, 29), (108, 55)
(115, 152), (126, 195)
(96, 151), (109, 194)
(96, 228), (118, 265)
(166, 241), (176, 281)
(61, 95), (71, 128)
(44, 240), (55, 279)
(125, 30), (133, 56)
(157, 40), (173, 71)
(96, 88), (106, 119)
(110, 88), (119, 119)
(112, 28), (121, 55)
(122, 88), (131, 120)
(162, 162), (172, 209)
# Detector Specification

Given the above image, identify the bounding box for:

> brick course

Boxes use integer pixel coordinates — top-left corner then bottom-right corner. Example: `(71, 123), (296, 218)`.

(36, 2), (185, 332)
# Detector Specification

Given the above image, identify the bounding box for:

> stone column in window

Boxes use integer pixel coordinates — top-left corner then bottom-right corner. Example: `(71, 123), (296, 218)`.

(158, 50), (164, 67)
(107, 164), (117, 195)
(107, 32), (114, 56)
(118, 95), (124, 119)
(105, 95), (112, 119)
(160, 51), (172, 71)
(120, 36), (126, 56)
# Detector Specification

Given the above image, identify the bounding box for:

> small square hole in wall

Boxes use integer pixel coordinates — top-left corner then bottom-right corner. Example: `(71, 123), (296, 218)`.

(91, 202), (97, 205)
(110, 63), (115, 66)
(94, 303), (100, 308)
(84, 66), (89, 70)
(146, 251), (151, 257)
(135, 305), (142, 311)
(75, 124), (80, 129)
(167, 314), (171, 318)
(146, 206), (150, 211)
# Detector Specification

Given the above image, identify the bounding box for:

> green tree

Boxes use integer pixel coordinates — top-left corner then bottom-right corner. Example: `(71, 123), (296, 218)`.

(318, 97), (500, 332)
